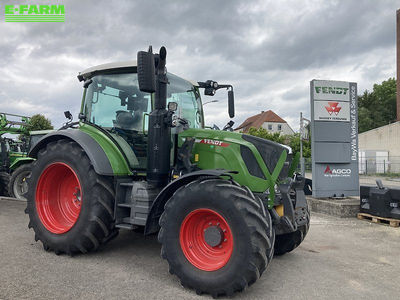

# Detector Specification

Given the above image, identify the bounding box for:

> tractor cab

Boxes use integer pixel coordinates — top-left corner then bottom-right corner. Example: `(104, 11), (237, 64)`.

(78, 62), (204, 170)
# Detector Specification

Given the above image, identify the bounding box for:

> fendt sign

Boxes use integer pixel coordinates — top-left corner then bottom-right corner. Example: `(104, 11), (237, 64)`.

(310, 80), (359, 197)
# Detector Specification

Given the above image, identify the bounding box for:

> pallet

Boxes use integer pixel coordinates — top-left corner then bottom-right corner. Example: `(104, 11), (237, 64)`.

(357, 213), (400, 228)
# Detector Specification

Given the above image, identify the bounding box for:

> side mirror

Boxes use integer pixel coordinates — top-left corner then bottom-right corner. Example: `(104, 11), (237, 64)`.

(64, 111), (73, 121)
(137, 46), (156, 93)
(168, 102), (178, 112)
(228, 90), (235, 118)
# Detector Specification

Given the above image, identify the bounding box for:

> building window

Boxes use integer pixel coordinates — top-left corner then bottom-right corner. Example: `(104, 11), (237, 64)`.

(268, 124), (272, 130)
(278, 124), (282, 131)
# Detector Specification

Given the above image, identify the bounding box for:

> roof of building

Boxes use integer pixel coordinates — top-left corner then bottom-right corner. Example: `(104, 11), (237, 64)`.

(235, 110), (288, 132)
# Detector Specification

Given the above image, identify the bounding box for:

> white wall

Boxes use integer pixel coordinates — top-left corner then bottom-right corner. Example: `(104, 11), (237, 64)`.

(261, 122), (294, 135)
(358, 122), (400, 172)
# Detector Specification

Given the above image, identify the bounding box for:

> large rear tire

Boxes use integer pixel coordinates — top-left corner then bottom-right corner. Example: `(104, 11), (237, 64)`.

(9, 163), (32, 200)
(26, 140), (117, 255)
(0, 171), (10, 197)
(158, 178), (275, 297)
(274, 207), (310, 255)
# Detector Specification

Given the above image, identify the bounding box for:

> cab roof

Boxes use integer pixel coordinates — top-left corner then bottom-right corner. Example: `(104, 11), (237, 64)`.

(78, 60), (198, 86)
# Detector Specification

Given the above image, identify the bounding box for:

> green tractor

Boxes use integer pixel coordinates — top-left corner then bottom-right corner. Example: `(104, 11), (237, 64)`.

(25, 46), (309, 297)
(9, 130), (53, 199)
(0, 112), (31, 196)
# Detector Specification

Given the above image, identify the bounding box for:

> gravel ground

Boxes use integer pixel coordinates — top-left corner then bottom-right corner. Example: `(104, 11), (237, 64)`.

(1, 198), (399, 300)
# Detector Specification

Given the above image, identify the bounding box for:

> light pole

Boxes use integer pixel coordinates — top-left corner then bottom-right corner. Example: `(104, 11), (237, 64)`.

(300, 112), (310, 176)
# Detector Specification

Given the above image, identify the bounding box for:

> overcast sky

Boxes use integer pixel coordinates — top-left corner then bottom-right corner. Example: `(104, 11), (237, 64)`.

(0, 0), (398, 130)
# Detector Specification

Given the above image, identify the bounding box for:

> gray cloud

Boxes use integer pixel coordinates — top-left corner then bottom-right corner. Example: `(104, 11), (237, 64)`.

(0, 0), (398, 130)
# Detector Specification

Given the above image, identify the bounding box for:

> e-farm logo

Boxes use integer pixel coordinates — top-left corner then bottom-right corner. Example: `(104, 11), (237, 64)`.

(4, 4), (65, 22)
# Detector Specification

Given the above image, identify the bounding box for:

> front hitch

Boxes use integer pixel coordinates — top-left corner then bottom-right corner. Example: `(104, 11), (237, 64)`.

(272, 174), (308, 235)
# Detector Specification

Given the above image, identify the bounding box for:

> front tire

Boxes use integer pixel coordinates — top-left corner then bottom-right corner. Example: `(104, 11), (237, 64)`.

(9, 163), (32, 200)
(274, 207), (310, 255)
(26, 139), (117, 255)
(0, 172), (10, 197)
(158, 178), (275, 297)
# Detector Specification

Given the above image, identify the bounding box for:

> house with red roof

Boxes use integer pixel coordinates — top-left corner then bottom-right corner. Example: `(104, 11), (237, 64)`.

(235, 110), (295, 135)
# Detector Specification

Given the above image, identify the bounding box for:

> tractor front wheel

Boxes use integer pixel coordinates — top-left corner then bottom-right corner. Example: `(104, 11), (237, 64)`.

(274, 207), (310, 255)
(26, 140), (117, 255)
(158, 178), (275, 297)
(0, 172), (10, 197)
(9, 163), (32, 200)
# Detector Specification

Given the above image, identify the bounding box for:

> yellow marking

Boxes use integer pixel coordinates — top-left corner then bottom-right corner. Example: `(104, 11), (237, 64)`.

(173, 175), (179, 179)
(275, 204), (284, 216)
(194, 153), (199, 162)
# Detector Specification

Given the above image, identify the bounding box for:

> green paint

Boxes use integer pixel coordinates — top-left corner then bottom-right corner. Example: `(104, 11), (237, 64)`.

(179, 129), (291, 208)
(10, 157), (35, 170)
(79, 123), (132, 176)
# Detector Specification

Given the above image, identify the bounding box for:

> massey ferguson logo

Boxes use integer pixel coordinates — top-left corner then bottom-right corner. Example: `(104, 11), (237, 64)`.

(196, 139), (230, 147)
(325, 102), (341, 115)
(324, 165), (351, 177)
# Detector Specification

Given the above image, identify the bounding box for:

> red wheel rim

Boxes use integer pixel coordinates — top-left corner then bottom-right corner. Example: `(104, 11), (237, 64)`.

(35, 162), (82, 234)
(179, 208), (233, 271)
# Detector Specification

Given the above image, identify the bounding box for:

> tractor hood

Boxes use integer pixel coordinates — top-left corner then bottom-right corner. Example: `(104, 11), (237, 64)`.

(179, 128), (291, 177)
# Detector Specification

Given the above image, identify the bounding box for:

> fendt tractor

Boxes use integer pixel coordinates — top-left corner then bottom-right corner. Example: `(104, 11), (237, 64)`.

(25, 46), (309, 297)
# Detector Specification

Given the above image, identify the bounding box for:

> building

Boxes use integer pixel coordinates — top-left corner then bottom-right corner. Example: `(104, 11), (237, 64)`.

(358, 122), (400, 173)
(235, 110), (295, 135)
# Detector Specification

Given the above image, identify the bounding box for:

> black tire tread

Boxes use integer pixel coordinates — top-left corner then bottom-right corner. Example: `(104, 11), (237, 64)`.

(25, 139), (117, 255)
(274, 208), (310, 255)
(0, 171), (10, 197)
(158, 178), (274, 297)
(9, 163), (32, 199)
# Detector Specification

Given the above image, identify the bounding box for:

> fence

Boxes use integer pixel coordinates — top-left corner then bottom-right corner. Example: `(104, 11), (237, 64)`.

(359, 156), (400, 175)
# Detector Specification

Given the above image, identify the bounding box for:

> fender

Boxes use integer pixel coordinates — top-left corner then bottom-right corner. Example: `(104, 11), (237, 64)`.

(144, 169), (236, 235)
(29, 129), (114, 176)
(10, 157), (35, 171)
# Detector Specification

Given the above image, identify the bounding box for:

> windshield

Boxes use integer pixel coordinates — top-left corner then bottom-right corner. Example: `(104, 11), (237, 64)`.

(83, 72), (203, 131)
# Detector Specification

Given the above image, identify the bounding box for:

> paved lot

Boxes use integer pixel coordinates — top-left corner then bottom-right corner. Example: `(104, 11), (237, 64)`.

(1, 198), (399, 300)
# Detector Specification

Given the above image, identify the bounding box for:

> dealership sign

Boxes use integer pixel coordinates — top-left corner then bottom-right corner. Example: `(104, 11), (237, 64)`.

(310, 80), (359, 197)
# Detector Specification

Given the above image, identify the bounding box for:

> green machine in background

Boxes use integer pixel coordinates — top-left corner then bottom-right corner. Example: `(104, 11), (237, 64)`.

(24, 46), (309, 297)
(0, 112), (30, 196)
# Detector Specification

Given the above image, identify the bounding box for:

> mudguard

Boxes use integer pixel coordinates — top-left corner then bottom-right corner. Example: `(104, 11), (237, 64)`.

(144, 169), (236, 235)
(10, 157), (35, 171)
(29, 129), (114, 176)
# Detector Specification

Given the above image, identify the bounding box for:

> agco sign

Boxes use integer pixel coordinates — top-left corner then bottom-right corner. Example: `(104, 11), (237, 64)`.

(324, 165), (351, 177)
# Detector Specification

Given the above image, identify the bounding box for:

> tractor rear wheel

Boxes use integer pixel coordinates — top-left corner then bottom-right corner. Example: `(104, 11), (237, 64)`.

(9, 163), (32, 200)
(274, 207), (310, 255)
(158, 178), (275, 297)
(0, 171), (10, 197)
(25, 140), (117, 255)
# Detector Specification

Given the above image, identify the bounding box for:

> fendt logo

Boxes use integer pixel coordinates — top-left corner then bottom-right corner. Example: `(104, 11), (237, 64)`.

(325, 102), (342, 115)
(324, 165), (351, 177)
(196, 139), (230, 147)
(315, 86), (349, 95)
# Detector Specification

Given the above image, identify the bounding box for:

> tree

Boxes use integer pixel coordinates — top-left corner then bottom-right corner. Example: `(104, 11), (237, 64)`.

(358, 78), (397, 133)
(18, 114), (53, 141)
(27, 114), (54, 131)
